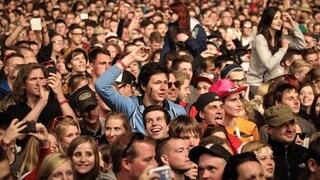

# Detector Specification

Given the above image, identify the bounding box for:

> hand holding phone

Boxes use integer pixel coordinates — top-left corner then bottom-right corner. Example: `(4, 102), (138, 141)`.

(30, 18), (42, 31)
(20, 120), (36, 134)
(148, 166), (171, 180)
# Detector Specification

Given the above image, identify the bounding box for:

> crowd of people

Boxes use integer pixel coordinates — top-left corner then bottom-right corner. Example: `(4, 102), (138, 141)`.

(0, 0), (320, 179)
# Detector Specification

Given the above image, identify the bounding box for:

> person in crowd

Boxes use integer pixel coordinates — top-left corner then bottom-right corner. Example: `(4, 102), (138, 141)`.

(160, 1), (207, 61)
(51, 116), (80, 155)
(114, 70), (137, 97)
(264, 105), (308, 179)
(298, 83), (316, 122)
(209, 78), (259, 143)
(68, 84), (104, 141)
(95, 46), (185, 134)
(64, 48), (89, 77)
(222, 152), (265, 180)
(246, 7), (306, 98)
(189, 143), (232, 180)
(100, 111), (131, 145)
(155, 136), (192, 180)
(0, 146), (12, 180)
(289, 60), (312, 86)
(299, 137), (320, 180)
(242, 141), (276, 180)
(143, 105), (170, 140)
(302, 47), (320, 69)
(173, 71), (191, 109)
(37, 153), (74, 180)
(67, 136), (100, 180)
(110, 132), (158, 180)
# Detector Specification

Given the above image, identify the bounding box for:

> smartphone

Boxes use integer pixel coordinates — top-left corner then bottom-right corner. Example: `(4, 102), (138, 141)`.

(20, 121), (36, 134)
(47, 66), (57, 74)
(30, 18), (42, 31)
(148, 166), (171, 180)
(80, 13), (88, 20)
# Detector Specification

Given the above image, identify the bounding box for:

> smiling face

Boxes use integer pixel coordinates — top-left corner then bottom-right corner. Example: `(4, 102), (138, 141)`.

(299, 85), (315, 107)
(255, 146), (275, 179)
(145, 110), (168, 140)
(68, 53), (87, 74)
(72, 142), (95, 175)
(267, 119), (296, 145)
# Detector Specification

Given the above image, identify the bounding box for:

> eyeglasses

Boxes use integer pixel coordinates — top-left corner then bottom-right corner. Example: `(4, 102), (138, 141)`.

(122, 132), (145, 158)
(296, 133), (306, 140)
(231, 78), (246, 85)
(51, 115), (74, 130)
(243, 24), (252, 29)
(52, 40), (64, 45)
(168, 81), (180, 89)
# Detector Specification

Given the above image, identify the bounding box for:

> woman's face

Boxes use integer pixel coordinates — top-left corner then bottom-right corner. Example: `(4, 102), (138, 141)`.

(255, 146), (275, 179)
(169, 10), (179, 23)
(72, 142), (95, 174)
(60, 126), (80, 149)
(48, 160), (74, 180)
(300, 85), (315, 107)
(48, 134), (58, 153)
(105, 118), (126, 144)
(270, 11), (283, 31)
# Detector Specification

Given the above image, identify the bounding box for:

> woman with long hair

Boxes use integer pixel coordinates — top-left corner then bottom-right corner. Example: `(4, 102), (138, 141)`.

(160, 1), (207, 61)
(67, 136), (100, 179)
(246, 7), (306, 98)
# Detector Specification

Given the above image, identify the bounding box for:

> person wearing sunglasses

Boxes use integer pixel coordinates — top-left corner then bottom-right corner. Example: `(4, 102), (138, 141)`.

(295, 123), (308, 147)
(264, 105), (308, 180)
(110, 132), (158, 180)
(95, 46), (185, 135)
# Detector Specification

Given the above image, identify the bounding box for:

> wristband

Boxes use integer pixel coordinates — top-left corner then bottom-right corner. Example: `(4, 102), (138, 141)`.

(118, 60), (127, 69)
(59, 99), (68, 105)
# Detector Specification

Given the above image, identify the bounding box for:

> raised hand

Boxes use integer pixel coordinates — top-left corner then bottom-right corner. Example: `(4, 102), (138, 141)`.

(176, 33), (189, 42)
(282, 38), (291, 50)
(129, 46), (152, 62)
(2, 119), (27, 144)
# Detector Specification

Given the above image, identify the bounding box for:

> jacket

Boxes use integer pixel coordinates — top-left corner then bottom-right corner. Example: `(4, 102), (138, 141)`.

(268, 138), (308, 180)
(95, 65), (186, 134)
(160, 17), (207, 61)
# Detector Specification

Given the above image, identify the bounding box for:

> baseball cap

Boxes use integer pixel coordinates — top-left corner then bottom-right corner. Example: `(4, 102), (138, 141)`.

(192, 73), (214, 86)
(68, 85), (98, 112)
(189, 144), (232, 163)
(221, 63), (243, 79)
(115, 70), (136, 86)
(264, 105), (297, 127)
(195, 92), (222, 111)
(209, 78), (247, 98)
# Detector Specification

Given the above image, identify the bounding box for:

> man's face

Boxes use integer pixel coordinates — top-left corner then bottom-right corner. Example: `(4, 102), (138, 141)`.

(142, 24), (154, 38)
(166, 73), (178, 102)
(200, 101), (224, 125)
(55, 23), (67, 36)
(0, 160), (12, 180)
(166, 139), (192, 172)
(5, 56), (24, 80)
(229, 71), (246, 88)
(198, 154), (227, 180)
(220, 11), (233, 27)
(267, 119), (296, 144)
(237, 161), (265, 180)
(305, 53), (319, 69)
(177, 79), (191, 103)
(197, 81), (211, 96)
(224, 93), (242, 118)
(203, 62), (216, 75)
(129, 142), (158, 179)
(156, 23), (167, 37)
(142, 73), (168, 104)
(278, 89), (300, 114)
(81, 105), (99, 125)
(91, 53), (112, 77)
(68, 53), (87, 73)
(145, 110), (168, 140)
(51, 35), (64, 53)
(25, 69), (45, 97)
(85, 26), (95, 39)
(180, 131), (200, 149)
(178, 62), (193, 80)
(70, 28), (83, 45)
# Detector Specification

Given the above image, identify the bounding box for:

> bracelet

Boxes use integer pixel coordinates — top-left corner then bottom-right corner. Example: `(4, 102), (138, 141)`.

(59, 99), (68, 105)
(118, 60), (127, 69)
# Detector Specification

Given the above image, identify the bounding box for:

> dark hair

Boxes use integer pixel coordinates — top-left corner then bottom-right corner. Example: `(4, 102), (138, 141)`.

(299, 137), (320, 179)
(138, 62), (169, 93)
(222, 152), (260, 180)
(88, 46), (110, 63)
(155, 136), (182, 166)
(257, 7), (282, 54)
(65, 48), (88, 72)
(273, 83), (297, 104)
(171, 54), (193, 71)
(143, 105), (171, 127)
(67, 136), (100, 179)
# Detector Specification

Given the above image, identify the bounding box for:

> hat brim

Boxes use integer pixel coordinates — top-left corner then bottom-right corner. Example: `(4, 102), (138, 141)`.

(192, 77), (213, 86)
(220, 86), (247, 98)
(189, 145), (231, 163)
(78, 101), (98, 112)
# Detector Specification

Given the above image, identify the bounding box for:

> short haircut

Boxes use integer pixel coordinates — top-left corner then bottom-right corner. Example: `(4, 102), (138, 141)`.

(143, 105), (171, 127)
(155, 136), (182, 166)
(88, 46), (110, 63)
(273, 83), (297, 104)
(171, 54), (193, 71)
(173, 71), (189, 89)
(138, 62), (169, 93)
(168, 115), (201, 138)
(302, 47), (318, 59)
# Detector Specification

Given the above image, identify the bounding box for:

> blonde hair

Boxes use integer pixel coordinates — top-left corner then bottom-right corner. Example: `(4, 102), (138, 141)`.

(173, 71), (190, 89)
(19, 137), (40, 175)
(53, 117), (80, 154)
(289, 59), (311, 74)
(241, 141), (271, 153)
(37, 153), (73, 180)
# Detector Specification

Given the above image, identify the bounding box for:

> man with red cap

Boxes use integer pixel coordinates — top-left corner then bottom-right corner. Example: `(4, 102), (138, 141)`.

(209, 78), (259, 143)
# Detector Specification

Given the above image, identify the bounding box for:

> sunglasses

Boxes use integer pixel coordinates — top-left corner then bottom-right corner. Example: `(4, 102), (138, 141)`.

(296, 133), (306, 140)
(51, 115), (74, 131)
(168, 81), (180, 89)
(122, 132), (145, 158)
